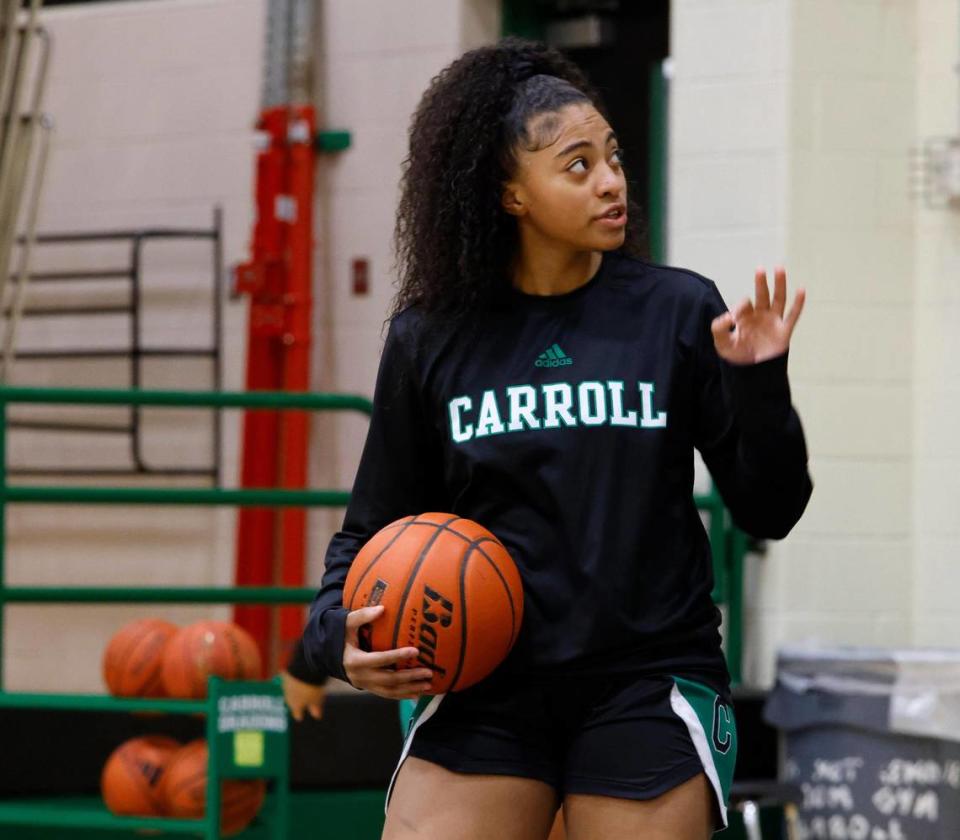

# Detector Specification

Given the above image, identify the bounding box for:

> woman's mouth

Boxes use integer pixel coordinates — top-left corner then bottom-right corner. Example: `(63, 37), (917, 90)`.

(595, 205), (627, 227)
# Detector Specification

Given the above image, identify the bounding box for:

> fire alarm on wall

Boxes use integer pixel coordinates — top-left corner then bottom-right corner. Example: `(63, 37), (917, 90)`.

(352, 258), (369, 295)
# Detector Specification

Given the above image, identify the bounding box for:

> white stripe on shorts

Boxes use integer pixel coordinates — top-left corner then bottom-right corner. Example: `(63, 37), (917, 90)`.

(668, 682), (728, 828)
(384, 694), (446, 815)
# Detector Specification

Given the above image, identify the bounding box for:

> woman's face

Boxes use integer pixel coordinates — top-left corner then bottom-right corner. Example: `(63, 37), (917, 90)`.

(501, 102), (628, 252)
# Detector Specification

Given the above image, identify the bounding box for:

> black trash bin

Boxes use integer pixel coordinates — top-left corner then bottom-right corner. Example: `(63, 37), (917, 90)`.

(764, 646), (960, 840)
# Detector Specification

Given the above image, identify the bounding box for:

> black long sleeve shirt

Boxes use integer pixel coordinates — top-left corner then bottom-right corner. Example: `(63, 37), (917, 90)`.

(287, 249), (813, 693)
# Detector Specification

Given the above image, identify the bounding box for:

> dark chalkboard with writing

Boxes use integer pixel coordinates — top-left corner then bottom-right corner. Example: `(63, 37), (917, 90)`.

(782, 725), (960, 840)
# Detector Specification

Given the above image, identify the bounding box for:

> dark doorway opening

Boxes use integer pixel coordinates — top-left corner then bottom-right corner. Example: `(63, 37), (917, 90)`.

(503, 0), (671, 260)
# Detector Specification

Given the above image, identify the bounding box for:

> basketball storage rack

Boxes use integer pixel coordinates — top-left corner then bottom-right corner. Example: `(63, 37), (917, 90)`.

(0, 384), (374, 838)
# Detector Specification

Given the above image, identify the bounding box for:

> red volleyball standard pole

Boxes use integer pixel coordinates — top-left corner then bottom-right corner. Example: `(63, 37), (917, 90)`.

(233, 104), (315, 674)
(276, 104), (315, 669)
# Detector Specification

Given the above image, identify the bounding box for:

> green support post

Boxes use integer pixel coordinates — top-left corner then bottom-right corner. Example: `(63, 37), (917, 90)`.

(207, 676), (290, 840)
(0, 399), (5, 691)
(647, 59), (669, 263)
(501, 0), (548, 39)
(726, 526), (749, 686)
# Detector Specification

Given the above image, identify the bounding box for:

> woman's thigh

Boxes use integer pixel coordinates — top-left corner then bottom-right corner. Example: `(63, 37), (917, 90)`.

(562, 772), (714, 840)
(383, 756), (560, 840)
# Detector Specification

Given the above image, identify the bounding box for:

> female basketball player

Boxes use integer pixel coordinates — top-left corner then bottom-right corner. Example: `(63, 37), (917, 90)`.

(283, 36), (812, 840)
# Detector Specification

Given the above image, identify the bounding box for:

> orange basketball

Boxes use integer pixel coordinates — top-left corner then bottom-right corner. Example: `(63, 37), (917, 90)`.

(159, 739), (266, 837)
(101, 735), (180, 816)
(223, 622), (263, 680)
(161, 620), (263, 699)
(103, 618), (178, 697)
(343, 512), (524, 693)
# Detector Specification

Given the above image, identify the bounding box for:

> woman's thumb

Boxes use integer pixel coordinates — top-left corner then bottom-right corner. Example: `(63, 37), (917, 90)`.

(711, 312), (734, 342)
(345, 604), (384, 631)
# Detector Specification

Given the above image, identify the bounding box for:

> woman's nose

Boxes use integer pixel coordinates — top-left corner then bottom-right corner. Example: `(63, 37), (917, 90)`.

(596, 162), (624, 197)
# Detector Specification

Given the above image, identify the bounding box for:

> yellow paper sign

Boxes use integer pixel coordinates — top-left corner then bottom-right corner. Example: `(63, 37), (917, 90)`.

(233, 730), (265, 767)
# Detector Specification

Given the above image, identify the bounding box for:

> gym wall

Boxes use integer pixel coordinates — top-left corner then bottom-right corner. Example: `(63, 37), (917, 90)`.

(8, 0), (497, 693)
(5, 0), (266, 693)
(671, 0), (959, 684)
(11, 0), (960, 694)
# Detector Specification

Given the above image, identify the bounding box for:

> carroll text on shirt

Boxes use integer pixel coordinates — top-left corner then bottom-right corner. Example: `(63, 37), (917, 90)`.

(446, 380), (667, 444)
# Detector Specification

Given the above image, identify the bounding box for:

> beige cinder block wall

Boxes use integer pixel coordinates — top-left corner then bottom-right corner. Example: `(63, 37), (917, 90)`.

(670, 0), (923, 685)
(4, 0), (267, 692)
(307, 0), (501, 596)
(4, 0), (501, 692)
(912, 0), (960, 646)
(16, 0), (950, 696)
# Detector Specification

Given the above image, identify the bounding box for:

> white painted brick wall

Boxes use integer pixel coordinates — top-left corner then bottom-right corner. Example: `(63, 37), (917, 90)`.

(24, 0), (954, 695)
(308, 1), (500, 607)
(671, 0), (792, 686)
(3, 0), (264, 692)
(910, 0), (959, 647)
(671, 0), (923, 686)
(4, 0), (499, 693)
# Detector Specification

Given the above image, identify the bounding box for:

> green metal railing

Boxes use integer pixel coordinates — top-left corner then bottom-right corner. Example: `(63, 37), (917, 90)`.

(0, 384), (748, 837)
(0, 385), (374, 839)
(0, 386), (373, 690)
(0, 385), (748, 684)
(0, 676), (290, 837)
(699, 486), (749, 685)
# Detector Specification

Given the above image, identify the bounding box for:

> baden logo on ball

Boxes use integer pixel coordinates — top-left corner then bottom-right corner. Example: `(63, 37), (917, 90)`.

(344, 512), (524, 693)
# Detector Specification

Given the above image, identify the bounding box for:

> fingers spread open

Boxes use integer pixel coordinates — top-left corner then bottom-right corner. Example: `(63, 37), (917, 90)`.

(772, 266), (787, 316)
(732, 297), (754, 321)
(754, 267), (771, 310)
(785, 288), (806, 334)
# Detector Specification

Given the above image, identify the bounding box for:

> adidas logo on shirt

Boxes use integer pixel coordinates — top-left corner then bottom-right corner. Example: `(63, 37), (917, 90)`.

(535, 343), (573, 368)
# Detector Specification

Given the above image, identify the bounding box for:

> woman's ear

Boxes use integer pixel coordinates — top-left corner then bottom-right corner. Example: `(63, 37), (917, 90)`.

(501, 182), (526, 217)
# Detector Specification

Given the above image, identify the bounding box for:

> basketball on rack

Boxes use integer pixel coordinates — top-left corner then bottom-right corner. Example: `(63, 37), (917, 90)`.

(159, 739), (266, 837)
(100, 735), (181, 816)
(161, 620), (262, 699)
(343, 512), (524, 693)
(102, 618), (179, 698)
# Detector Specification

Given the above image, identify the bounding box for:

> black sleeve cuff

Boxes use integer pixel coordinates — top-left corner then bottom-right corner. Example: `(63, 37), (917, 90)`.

(285, 637), (328, 686)
(719, 348), (792, 429)
(318, 607), (351, 684)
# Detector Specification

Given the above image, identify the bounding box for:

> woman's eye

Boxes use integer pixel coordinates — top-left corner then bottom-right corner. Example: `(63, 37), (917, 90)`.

(568, 149), (623, 174)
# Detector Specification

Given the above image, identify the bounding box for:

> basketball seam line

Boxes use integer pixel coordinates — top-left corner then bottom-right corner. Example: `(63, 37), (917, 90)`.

(346, 513), (465, 608)
(472, 538), (520, 648)
(110, 622), (163, 695)
(390, 514), (462, 651)
(378, 516), (500, 552)
(345, 516), (520, 679)
(447, 542), (472, 691)
(344, 515), (418, 607)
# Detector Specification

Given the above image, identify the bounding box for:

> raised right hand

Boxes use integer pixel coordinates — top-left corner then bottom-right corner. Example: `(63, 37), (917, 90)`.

(342, 605), (435, 699)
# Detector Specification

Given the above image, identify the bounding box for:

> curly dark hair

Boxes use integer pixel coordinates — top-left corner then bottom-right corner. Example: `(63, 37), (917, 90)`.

(388, 35), (647, 332)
